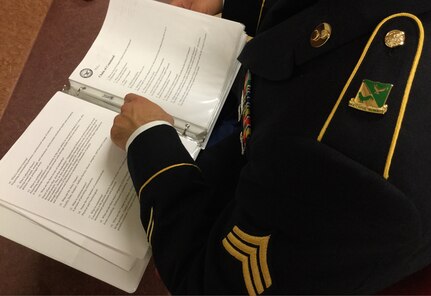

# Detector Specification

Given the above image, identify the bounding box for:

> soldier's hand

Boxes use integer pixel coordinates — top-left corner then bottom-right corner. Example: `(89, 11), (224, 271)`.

(169, 0), (223, 15)
(111, 93), (174, 150)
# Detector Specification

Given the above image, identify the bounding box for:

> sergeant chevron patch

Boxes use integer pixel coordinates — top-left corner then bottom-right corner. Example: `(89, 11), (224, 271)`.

(222, 226), (272, 296)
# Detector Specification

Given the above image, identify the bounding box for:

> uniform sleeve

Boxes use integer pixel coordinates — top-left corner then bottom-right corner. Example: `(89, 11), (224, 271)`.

(128, 126), (422, 294)
(127, 125), (246, 294)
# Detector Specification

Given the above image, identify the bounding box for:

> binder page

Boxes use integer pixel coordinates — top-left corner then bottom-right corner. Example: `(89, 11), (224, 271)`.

(69, 0), (245, 132)
(0, 92), (148, 258)
(0, 203), (150, 293)
(0, 200), (138, 271)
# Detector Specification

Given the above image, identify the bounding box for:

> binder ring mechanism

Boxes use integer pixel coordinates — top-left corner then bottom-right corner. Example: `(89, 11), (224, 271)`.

(61, 84), (71, 93)
(62, 84), (85, 97)
(182, 123), (191, 136)
(62, 84), (88, 98)
(177, 121), (206, 146)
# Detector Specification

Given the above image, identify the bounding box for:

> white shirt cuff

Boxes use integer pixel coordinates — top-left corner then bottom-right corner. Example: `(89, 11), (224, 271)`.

(126, 120), (173, 152)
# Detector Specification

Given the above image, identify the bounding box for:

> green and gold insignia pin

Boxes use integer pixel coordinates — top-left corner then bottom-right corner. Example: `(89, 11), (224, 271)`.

(349, 79), (393, 114)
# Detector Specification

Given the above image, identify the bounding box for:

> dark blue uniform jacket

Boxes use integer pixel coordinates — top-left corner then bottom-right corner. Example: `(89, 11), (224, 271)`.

(127, 0), (431, 294)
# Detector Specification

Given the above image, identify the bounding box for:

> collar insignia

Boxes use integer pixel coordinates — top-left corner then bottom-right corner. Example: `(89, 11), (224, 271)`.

(349, 79), (393, 114)
(222, 226), (272, 295)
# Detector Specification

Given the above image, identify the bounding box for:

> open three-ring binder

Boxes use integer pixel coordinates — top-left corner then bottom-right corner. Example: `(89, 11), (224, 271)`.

(66, 0), (246, 159)
(0, 0), (246, 292)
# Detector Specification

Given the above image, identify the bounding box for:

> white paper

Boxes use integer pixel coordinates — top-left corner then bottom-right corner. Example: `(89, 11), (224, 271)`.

(69, 0), (246, 134)
(0, 92), (148, 258)
(0, 202), (150, 293)
(0, 200), (138, 271)
(0, 1), (247, 291)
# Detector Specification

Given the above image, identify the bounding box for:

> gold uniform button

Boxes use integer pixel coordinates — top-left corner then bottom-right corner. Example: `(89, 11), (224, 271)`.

(385, 30), (405, 48)
(310, 22), (332, 48)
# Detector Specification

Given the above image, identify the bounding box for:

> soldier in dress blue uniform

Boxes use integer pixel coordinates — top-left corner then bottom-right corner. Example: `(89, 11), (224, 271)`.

(111, 0), (431, 294)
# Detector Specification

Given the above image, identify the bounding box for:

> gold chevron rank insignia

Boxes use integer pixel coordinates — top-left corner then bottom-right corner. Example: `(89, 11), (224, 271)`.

(222, 226), (272, 296)
(349, 79), (393, 114)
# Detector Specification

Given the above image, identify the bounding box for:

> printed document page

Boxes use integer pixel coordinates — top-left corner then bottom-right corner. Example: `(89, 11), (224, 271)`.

(69, 0), (246, 133)
(0, 202), (150, 293)
(0, 92), (148, 258)
(0, 200), (138, 271)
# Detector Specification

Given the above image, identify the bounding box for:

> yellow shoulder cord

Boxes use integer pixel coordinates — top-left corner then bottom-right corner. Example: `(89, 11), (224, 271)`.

(317, 13), (424, 179)
(256, 0), (266, 32)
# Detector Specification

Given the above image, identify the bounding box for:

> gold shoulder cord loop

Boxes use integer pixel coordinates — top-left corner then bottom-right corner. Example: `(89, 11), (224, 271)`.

(256, 0), (266, 32)
(317, 13), (424, 179)
(247, 0), (266, 42)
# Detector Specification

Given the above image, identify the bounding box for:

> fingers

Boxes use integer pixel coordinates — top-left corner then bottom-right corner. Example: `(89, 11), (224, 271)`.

(110, 114), (128, 150)
(122, 93), (146, 112)
(113, 93), (175, 148)
(124, 93), (153, 105)
(124, 93), (139, 103)
(123, 93), (174, 122)
(170, 0), (188, 9)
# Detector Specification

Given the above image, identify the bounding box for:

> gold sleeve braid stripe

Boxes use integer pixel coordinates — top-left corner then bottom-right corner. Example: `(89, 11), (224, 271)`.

(138, 163), (200, 244)
(138, 163), (201, 199)
(222, 226), (272, 296)
(146, 207), (154, 243)
(317, 13), (425, 179)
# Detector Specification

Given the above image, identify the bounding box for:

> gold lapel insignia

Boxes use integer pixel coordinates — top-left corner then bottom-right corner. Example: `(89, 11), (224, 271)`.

(385, 30), (405, 48)
(349, 79), (393, 114)
(222, 226), (272, 296)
